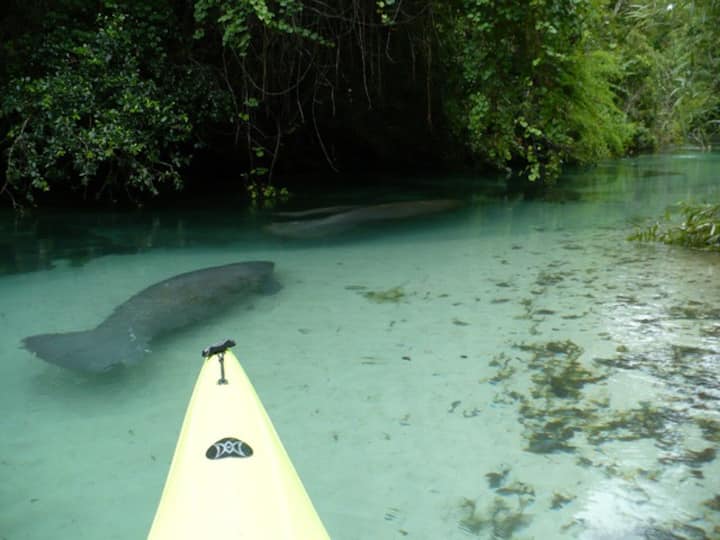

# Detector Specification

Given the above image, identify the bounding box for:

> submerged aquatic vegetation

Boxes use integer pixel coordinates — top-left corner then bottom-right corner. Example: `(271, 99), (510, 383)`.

(521, 412), (583, 454)
(520, 403), (599, 454)
(659, 447), (717, 466)
(641, 523), (712, 540)
(457, 497), (532, 538)
(511, 337), (700, 456)
(596, 345), (719, 408)
(696, 418), (720, 443)
(496, 481), (535, 498)
(535, 271), (568, 287)
(518, 340), (583, 361)
(672, 344), (719, 362)
(492, 332), (716, 528)
(668, 303), (720, 320)
(518, 340), (606, 400)
(699, 325), (720, 337)
(487, 353), (516, 384)
(550, 491), (575, 509)
(457, 498), (487, 536)
(530, 358), (605, 400)
(362, 286), (406, 303)
(703, 495), (720, 512)
(485, 466), (510, 489)
(629, 202), (720, 251)
(585, 401), (675, 446)
(511, 340), (609, 454)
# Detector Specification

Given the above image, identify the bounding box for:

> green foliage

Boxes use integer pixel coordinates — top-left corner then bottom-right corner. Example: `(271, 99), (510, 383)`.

(558, 49), (634, 163)
(436, 0), (633, 183)
(608, 0), (720, 149)
(245, 181), (290, 209)
(629, 202), (720, 250)
(0, 5), (205, 204)
(193, 0), (329, 52)
(1, 0), (717, 207)
(375, 0), (398, 25)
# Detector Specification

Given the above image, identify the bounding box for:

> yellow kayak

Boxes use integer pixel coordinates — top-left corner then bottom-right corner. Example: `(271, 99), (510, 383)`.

(148, 340), (330, 539)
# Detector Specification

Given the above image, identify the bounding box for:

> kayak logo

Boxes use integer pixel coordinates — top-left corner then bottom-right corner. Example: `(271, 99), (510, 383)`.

(206, 437), (254, 460)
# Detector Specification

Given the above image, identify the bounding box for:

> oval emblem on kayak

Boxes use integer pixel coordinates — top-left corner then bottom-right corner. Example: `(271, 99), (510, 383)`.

(206, 437), (253, 460)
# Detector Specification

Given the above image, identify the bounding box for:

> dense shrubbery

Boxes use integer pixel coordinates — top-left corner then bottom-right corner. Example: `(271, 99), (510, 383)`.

(0, 0), (718, 206)
(2, 10), (190, 202)
(0, 1), (228, 206)
(437, 0), (634, 183)
(607, 0), (720, 150)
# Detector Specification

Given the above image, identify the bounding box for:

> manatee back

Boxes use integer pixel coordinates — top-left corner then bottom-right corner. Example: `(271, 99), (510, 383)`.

(103, 261), (276, 339)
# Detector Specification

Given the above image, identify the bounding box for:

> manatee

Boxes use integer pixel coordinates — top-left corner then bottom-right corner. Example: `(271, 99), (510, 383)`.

(23, 261), (278, 373)
(266, 199), (462, 239)
(271, 205), (360, 218)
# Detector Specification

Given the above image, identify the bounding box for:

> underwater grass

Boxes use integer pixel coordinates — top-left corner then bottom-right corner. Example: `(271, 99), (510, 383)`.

(629, 202), (720, 251)
(362, 286), (406, 303)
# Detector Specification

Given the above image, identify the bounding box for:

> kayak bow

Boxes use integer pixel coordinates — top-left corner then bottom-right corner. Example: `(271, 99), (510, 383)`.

(148, 340), (330, 539)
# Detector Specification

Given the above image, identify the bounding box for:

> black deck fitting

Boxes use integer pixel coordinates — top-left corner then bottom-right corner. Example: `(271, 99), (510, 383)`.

(201, 339), (237, 358)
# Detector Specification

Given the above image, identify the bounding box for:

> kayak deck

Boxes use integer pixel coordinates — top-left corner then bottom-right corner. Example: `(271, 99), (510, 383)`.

(148, 345), (330, 539)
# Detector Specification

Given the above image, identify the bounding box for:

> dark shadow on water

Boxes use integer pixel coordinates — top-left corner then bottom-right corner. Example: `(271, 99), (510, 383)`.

(3, 152), (718, 276)
(0, 204), (470, 276)
(0, 170), (508, 276)
(0, 208), (269, 276)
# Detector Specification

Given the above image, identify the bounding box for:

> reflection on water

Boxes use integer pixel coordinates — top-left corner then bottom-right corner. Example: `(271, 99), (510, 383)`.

(0, 210), (275, 275)
(0, 151), (718, 540)
(0, 213), (134, 274)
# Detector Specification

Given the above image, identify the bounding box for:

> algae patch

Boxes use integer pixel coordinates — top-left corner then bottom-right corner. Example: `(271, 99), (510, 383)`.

(697, 418), (720, 443)
(458, 497), (532, 538)
(362, 286), (406, 303)
(550, 491), (575, 509)
(703, 495), (720, 512)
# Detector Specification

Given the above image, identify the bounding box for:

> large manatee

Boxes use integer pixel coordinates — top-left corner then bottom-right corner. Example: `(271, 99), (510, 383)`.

(266, 199), (462, 239)
(23, 261), (278, 373)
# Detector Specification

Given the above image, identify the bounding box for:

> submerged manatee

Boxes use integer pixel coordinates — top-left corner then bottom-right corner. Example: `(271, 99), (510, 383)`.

(23, 261), (278, 373)
(266, 199), (462, 239)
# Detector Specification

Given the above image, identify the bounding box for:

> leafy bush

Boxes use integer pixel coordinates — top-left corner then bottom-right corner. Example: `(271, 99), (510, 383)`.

(609, 1), (720, 150)
(0, 5), (224, 205)
(437, 0), (633, 183)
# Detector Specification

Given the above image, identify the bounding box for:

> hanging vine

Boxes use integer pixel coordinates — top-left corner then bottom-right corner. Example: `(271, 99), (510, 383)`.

(191, 0), (435, 204)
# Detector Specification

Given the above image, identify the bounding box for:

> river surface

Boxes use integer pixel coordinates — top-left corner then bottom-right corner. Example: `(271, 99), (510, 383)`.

(0, 152), (718, 539)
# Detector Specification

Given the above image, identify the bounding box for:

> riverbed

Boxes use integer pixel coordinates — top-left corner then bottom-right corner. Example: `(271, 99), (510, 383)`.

(1, 152), (718, 539)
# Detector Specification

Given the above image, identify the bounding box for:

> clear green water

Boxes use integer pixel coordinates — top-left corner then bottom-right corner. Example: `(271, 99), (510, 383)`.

(1, 152), (718, 540)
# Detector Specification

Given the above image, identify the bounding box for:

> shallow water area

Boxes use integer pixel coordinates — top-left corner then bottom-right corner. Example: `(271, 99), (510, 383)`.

(1, 152), (719, 539)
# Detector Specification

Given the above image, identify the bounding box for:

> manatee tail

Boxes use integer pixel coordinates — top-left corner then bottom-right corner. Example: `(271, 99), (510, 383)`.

(23, 328), (147, 373)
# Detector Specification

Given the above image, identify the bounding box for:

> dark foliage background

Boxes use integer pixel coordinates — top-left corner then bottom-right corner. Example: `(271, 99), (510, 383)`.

(1, 0), (718, 207)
